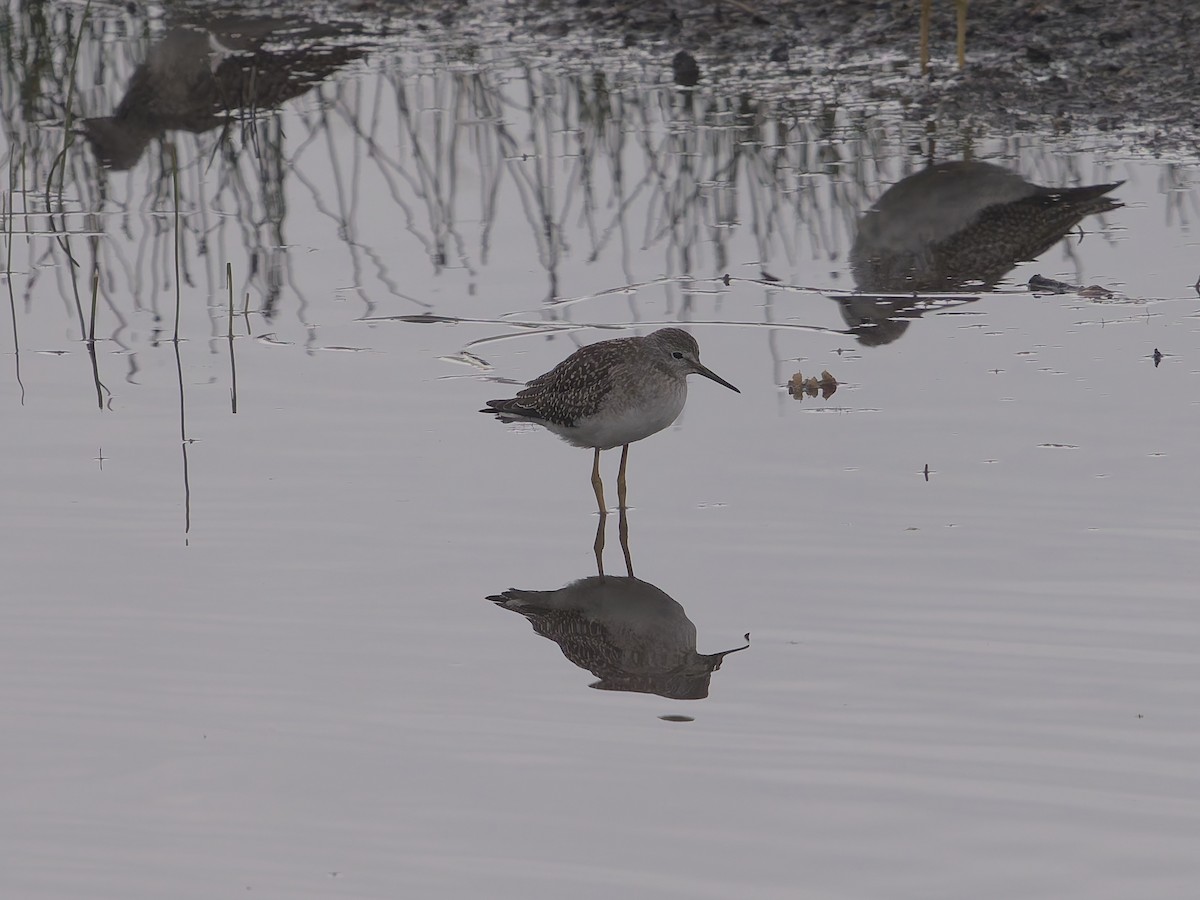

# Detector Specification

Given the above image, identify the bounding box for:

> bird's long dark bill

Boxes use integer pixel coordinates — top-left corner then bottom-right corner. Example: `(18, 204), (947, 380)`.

(696, 364), (740, 393)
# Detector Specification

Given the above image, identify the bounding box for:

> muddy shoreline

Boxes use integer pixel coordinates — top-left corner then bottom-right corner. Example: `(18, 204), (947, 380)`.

(73, 0), (1200, 157)
(451, 0), (1197, 156)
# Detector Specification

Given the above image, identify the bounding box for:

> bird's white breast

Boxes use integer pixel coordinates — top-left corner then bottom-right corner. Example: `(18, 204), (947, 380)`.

(551, 375), (687, 451)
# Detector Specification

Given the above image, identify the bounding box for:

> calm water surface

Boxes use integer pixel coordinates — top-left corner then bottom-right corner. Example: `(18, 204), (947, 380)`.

(3, 4), (1200, 898)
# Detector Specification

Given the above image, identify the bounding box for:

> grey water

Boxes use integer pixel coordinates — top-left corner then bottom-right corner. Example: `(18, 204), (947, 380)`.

(3, 4), (1200, 898)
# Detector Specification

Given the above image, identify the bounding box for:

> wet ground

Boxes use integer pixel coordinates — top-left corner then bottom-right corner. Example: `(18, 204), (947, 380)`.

(2, 1), (1200, 898)
(401, 0), (1200, 156)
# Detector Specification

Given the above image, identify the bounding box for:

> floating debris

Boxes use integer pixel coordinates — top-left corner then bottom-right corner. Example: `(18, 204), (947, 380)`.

(1029, 274), (1116, 299)
(1029, 274), (1079, 293)
(788, 369), (838, 400)
(438, 351), (491, 370)
(395, 313), (458, 324)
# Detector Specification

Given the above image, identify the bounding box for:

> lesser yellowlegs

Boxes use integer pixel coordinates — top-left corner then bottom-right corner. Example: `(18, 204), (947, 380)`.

(481, 327), (739, 513)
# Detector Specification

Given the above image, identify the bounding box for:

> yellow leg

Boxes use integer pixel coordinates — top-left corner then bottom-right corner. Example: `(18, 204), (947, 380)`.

(617, 444), (630, 510)
(591, 447), (606, 515)
(919, 0), (931, 74)
(956, 0), (969, 70)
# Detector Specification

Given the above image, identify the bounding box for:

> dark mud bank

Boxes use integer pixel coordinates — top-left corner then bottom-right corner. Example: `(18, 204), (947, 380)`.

(474, 0), (1198, 155)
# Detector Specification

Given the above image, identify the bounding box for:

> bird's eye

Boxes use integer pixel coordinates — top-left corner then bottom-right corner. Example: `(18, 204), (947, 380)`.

(671, 351), (684, 360)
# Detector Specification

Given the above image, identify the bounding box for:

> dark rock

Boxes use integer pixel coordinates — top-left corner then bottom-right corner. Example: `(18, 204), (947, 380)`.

(1026, 44), (1051, 65)
(672, 50), (700, 86)
(1098, 28), (1132, 48)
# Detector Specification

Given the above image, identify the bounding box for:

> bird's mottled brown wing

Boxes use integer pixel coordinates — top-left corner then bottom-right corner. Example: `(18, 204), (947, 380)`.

(485, 338), (632, 426)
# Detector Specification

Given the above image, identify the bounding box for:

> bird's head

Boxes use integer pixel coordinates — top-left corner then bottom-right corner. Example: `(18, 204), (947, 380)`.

(650, 328), (740, 393)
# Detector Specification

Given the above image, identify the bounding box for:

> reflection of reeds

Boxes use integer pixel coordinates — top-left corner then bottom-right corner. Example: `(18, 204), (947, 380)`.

(174, 334), (192, 538)
(169, 142), (181, 342)
(87, 260), (98, 342)
(47, 1), (88, 221)
(0, 1), (1176, 361)
(170, 143), (191, 536)
(1160, 163), (1200, 232)
(227, 261), (238, 414)
(3, 176), (25, 403)
(86, 267), (107, 409)
(0, 3), (885, 337)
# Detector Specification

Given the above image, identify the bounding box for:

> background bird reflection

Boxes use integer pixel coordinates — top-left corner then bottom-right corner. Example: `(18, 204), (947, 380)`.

(836, 160), (1123, 346)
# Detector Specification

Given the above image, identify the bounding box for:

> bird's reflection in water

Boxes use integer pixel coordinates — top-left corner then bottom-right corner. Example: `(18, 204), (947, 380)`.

(834, 292), (978, 347)
(837, 160), (1123, 345)
(593, 503), (634, 579)
(83, 15), (364, 170)
(490, 511), (748, 700)
(490, 577), (748, 700)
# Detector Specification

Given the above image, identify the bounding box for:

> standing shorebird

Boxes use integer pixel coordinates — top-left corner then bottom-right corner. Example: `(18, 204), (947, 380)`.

(481, 327), (739, 513)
